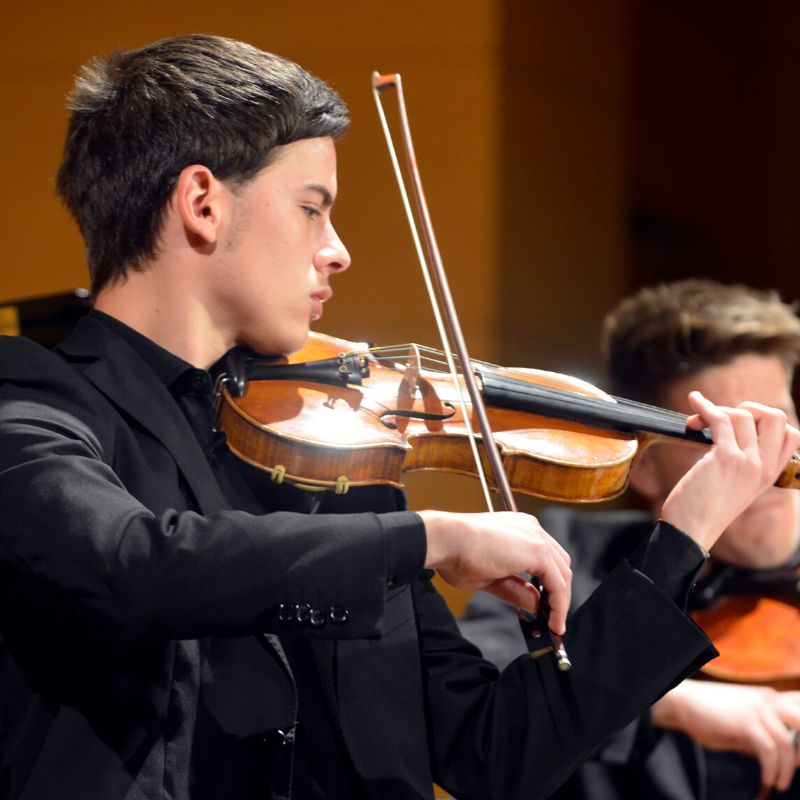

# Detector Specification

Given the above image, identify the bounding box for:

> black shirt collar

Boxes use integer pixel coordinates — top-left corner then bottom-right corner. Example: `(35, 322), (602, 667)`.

(89, 309), (205, 394)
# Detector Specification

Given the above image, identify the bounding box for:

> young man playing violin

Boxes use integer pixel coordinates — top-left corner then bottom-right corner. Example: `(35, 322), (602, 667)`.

(461, 279), (800, 799)
(0, 36), (798, 800)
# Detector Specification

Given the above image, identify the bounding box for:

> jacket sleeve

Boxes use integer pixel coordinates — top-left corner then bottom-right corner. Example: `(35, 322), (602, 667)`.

(415, 561), (715, 800)
(0, 339), (425, 646)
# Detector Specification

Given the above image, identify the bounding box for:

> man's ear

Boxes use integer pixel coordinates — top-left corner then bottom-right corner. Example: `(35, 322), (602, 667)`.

(173, 165), (225, 246)
(628, 447), (664, 502)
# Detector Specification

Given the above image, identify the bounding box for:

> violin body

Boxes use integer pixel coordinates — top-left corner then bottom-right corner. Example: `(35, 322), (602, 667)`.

(216, 332), (639, 500)
(692, 585), (800, 691)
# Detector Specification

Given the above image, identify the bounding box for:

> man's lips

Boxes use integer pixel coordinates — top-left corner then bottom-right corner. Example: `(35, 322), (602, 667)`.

(310, 288), (331, 322)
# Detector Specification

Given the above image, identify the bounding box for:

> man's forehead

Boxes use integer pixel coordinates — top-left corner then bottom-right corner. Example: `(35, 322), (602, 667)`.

(261, 137), (338, 194)
(665, 353), (794, 410)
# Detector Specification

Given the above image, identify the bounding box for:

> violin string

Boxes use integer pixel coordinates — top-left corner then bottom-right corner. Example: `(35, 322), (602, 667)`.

(365, 346), (498, 374)
(610, 394), (696, 426)
(480, 372), (712, 442)
(613, 398), (800, 461)
(351, 346), (800, 494)
(363, 347), (713, 441)
(363, 355), (800, 465)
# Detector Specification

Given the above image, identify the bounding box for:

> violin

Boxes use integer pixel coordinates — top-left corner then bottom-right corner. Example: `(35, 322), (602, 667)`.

(215, 331), (800, 502)
(692, 564), (800, 691)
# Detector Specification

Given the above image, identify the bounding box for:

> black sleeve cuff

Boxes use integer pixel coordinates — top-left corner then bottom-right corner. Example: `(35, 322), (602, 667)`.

(380, 510), (427, 587)
(627, 520), (708, 610)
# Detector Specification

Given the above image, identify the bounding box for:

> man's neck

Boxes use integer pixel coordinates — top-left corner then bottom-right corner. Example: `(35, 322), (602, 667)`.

(94, 269), (228, 370)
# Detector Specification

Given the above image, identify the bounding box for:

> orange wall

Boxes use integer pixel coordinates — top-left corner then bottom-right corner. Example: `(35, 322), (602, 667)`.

(1, 2), (502, 353)
(2, 6), (633, 617)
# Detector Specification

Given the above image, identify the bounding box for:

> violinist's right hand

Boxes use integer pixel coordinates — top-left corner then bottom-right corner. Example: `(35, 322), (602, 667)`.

(418, 509), (572, 635)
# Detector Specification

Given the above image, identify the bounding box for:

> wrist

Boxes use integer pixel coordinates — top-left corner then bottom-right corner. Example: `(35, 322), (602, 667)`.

(657, 518), (711, 559)
(418, 509), (453, 570)
(650, 693), (676, 730)
(651, 681), (693, 732)
(660, 501), (717, 553)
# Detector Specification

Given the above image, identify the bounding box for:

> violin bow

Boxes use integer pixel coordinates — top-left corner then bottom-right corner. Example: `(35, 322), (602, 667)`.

(371, 71), (571, 672)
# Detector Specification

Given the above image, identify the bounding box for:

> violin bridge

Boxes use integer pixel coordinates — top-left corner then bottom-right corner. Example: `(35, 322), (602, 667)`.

(399, 343), (422, 399)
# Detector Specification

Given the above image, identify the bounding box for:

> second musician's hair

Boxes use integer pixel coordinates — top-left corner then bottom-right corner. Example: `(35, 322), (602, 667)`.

(603, 279), (800, 404)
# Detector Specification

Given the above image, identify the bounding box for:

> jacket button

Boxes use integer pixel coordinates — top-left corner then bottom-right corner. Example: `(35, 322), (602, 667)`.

(295, 603), (311, 624)
(329, 605), (349, 625)
(278, 603), (295, 624)
(309, 608), (326, 628)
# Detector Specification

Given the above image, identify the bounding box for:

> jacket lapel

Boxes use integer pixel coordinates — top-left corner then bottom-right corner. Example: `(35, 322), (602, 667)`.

(56, 316), (229, 515)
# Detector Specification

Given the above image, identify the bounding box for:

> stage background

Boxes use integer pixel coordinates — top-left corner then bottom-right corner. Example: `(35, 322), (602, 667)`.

(3, 1), (799, 613)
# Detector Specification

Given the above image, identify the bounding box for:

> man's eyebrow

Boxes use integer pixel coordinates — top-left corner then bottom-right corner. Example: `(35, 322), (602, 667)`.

(303, 183), (335, 208)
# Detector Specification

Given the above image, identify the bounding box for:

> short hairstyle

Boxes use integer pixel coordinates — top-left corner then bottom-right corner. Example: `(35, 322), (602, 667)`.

(603, 279), (800, 404)
(56, 34), (350, 294)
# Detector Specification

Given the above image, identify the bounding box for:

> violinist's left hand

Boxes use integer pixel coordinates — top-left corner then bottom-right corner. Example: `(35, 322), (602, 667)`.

(661, 392), (800, 553)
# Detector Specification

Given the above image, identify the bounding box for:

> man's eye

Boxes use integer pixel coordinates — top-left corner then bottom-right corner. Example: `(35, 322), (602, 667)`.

(302, 206), (321, 219)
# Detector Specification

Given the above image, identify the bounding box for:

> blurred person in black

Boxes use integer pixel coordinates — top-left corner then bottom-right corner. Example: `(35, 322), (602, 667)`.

(461, 279), (800, 799)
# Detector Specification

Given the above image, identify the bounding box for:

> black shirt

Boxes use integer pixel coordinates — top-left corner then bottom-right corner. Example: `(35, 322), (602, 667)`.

(90, 310), (394, 798)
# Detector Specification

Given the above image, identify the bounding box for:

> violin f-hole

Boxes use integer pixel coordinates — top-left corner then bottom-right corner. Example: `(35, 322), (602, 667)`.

(378, 405), (456, 431)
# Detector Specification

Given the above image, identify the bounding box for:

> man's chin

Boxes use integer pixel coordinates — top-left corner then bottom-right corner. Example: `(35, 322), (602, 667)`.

(241, 329), (308, 359)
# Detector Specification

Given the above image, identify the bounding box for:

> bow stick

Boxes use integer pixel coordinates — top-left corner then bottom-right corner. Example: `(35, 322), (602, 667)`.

(371, 71), (571, 672)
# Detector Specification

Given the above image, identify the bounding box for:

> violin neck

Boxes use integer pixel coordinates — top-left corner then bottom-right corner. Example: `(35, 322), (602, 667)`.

(478, 370), (712, 445)
(478, 371), (800, 491)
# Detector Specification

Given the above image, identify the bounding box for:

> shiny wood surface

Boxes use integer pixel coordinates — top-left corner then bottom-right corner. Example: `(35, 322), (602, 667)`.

(218, 332), (638, 500)
(693, 595), (800, 691)
(217, 332), (800, 499)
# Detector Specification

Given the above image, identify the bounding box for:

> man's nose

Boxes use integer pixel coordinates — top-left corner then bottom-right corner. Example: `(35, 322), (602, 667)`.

(316, 224), (351, 274)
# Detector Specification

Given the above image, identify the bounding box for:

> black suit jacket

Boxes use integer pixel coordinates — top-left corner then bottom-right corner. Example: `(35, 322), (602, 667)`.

(0, 317), (716, 800)
(461, 508), (794, 800)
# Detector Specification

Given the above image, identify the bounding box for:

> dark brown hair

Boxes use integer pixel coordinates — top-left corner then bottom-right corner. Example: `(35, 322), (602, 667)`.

(56, 34), (349, 294)
(603, 279), (800, 404)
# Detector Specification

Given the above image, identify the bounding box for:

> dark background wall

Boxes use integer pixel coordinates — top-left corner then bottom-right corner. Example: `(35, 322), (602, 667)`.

(630, 2), (800, 294)
(498, 1), (800, 377)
